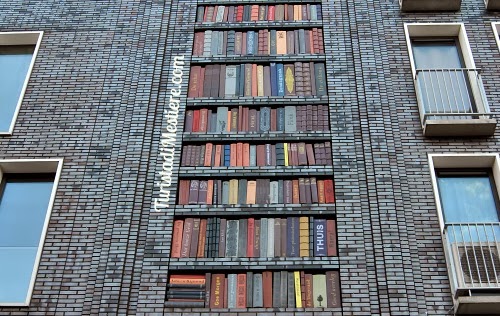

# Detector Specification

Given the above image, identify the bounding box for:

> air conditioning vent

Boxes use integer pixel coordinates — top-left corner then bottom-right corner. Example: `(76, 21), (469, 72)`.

(452, 243), (500, 288)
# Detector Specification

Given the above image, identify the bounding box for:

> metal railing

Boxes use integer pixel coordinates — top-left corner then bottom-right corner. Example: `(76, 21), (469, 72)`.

(415, 68), (492, 122)
(445, 223), (500, 291)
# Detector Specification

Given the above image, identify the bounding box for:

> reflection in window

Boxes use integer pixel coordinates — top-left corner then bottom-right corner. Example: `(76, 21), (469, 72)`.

(0, 45), (35, 132)
(0, 173), (54, 304)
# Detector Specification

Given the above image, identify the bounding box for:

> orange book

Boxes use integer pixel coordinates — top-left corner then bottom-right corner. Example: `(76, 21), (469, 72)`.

(236, 142), (243, 166)
(199, 108), (208, 132)
(251, 64), (258, 96)
(250, 5), (259, 21)
(304, 274), (313, 307)
(204, 143), (213, 166)
(227, 110), (231, 131)
(292, 179), (300, 204)
(188, 66), (201, 97)
(214, 145), (222, 167)
(317, 180), (325, 203)
(326, 219), (337, 256)
(171, 220), (184, 258)
(294, 5), (301, 20)
(236, 274), (247, 307)
(324, 179), (335, 203)
(197, 219), (207, 257)
(276, 31), (287, 54)
(210, 274), (225, 308)
(309, 30), (315, 54)
(242, 143), (250, 166)
(246, 181), (257, 204)
(206, 180), (214, 205)
(230, 143), (237, 166)
(170, 274), (205, 285)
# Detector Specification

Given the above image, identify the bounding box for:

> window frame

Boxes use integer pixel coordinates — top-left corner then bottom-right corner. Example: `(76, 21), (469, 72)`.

(493, 22), (500, 53)
(0, 31), (44, 135)
(0, 158), (63, 306)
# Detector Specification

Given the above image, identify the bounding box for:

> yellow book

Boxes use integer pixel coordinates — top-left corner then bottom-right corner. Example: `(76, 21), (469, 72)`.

(257, 65), (264, 96)
(299, 217), (309, 257)
(294, 271), (302, 308)
(229, 179), (239, 204)
(284, 143), (289, 166)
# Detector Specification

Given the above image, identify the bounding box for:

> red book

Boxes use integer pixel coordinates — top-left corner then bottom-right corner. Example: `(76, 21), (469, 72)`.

(210, 274), (225, 308)
(178, 180), (189, 204)
(171, 220), (184, 258)
(192, 110), (200, 132)
(267, 5), (275, 20)
(197, 219), (207, 258)
(236, 274), (247, 307)
(262, 271), (273, 307)
(204, 143), (213, 166)
(292, 180), (300, 204)
(304, 274), (313, 307)
(236, 5), (244, 22)
(324, 180), (335, 203)
(170, 274), (206, 285)
(250, 5), (259, 21)
(236, 142), (243, 166)
(230, 143), (237, 166)
(247, 218), (255, 257)
(206, 180), (214, 205)
(256, 145), (265, 166)
(188, 66), (201, 97)
(193, 32), (204, 56)
(317, 180), (326, 204)
(242, 143), (250, 166)
(214, 145), (222, 167)
(180, 218), (193, 258)
(270, 108), (277, 131)
(327, 219), (338, 256)
(199, 109), (208, 132)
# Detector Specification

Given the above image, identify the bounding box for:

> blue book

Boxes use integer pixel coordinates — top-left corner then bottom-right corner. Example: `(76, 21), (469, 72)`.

(313, 218), (327, 256)
(224, 145), (230, 166)
(270, 30), (277, 54)
(317, 4), (323, 20)
(270, 63), (277, 96)
(277, 64), (285, 96)
(277, 108), (285, 131)
(247, 31), (255, 55)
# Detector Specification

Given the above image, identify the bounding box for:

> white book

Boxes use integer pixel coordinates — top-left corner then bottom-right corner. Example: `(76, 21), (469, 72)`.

(216, 5), (225, 22)
(216, 107), (228, 132)
(267, 218), (275, 257)
(284, 106), (297, 132)
(270, 181), (279, 204)
(225, 65), (237, 97)
(203, 30), (212, 56)
(228, 274), (238, 308)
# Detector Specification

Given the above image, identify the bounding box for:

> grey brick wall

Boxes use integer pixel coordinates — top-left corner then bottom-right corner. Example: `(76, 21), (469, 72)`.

(1, 0), (499, 315)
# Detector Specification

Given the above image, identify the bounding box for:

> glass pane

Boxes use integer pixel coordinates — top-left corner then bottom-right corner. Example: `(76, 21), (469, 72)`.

(0, 247), (37, 303)
(412, 41), (463, 69)
(437, 176), (500, 223)
(0, 45), (35, 131)
(0, 180), (54, 247)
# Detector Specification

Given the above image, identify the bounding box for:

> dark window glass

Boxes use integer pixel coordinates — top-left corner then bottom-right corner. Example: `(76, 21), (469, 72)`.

(0, 173), (54, 303)
(0, 45), (35, 132)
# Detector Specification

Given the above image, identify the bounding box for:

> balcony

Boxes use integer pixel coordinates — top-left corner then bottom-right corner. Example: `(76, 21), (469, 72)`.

(400, 0), (461, 11)
(444, 223), (500, 314)
(415, 68), (496, 137)
(485, 0), (500, 10)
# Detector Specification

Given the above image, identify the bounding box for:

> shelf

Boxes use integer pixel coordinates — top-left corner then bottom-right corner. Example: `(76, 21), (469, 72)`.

(194, 21), (323, 30)
(191, 54), (326, 64)
(186, 96), (329, 106)
(178, 166), (333, 177)
(196, 0), (322, 5)
(173, 205), (335, 216)
(182, 132), (331, 142)
(168, 257), (340, 269)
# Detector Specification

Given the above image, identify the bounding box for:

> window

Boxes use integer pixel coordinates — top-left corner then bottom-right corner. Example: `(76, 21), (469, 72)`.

(399, 0), (461, 12)
(0, 159), (62, 306)
(404, 24), (496, 137)
(429, 154), (500, 314)
(0, 32), (43, 135)
(493, 23), (500, 52)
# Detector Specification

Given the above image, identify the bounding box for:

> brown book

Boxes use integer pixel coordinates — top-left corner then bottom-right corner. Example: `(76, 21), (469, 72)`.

(197, 219), (207, 258)
(256, 145), (265, 166)
(318, 29), (325, 53)
(291, 143), (299, 166)
(178, 180), (190, 204)
(238, 105), (243, 132)
(298, 178), (306, 203)
(317, 180), (326, 204)
(264, 66), (271, 96)
(198, 180), (208, 204)
(188, 66), (201, 97)
(297, 142), (307, 165)
(280, 218), (287, 257)
(303, 62), (313, 96)
(193, 32), (204, 56)
(314, 143), (322, 165)
(324, 180), (335, 203)
(251, 64), (258, 96)
(180, 218), (193, 258)
(292, 179), (300, 204)
(235, 32), (242, 54)
(236, 274), (247, 307)
(204, 143), (213, 166)
(310, 177), (319, 203)
(270, 108), (277, 131)
(304, 178), (312, 204)
(299, 217), (309, 257)
(247, 218), (255, 257)
(326, 271), (341, 307)
(189, 218), (201, 257)
(294, 62), (304, 96)
(171, 220), (184, 258)
(325, 142), (333, 166)
(210, 274), (225, 308)
(262, 271), (273, 307)
(305, 143), (315, 165)
(230, 143), (237, 166)
(242, 143), (250, 166)
(304, 273), (313, 307)
(188, 180), (200, 204)
(246, 180), (257, 204)
(327, 219), (338, 256)
(242, 32), (247, 55)
(236, 142), (243, 166)
(206, 180), (214, 205)
(214, 145), (222, 167)
(218, 218), (227, 257)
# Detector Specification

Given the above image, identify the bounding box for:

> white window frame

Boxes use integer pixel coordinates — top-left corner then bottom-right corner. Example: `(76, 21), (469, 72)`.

(493, 22), (500, 53)
(0, 158), (63, 306)
(0, 31), (44, 135)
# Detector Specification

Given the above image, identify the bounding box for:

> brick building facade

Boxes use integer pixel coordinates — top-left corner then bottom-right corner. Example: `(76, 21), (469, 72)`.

(1, 0), (499, 315)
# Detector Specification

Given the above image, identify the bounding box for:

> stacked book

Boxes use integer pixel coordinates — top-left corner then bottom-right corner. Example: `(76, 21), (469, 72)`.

(177, 178), (335, 205)
(181, 142), (333, 167)
(196, 4), (322, 23)
(193, 28), (324, 56)
(165, 271), (340, 308)
(188, 62), (327, 97)
(185, 105), (329, 133)
(171, 217), (337, 258)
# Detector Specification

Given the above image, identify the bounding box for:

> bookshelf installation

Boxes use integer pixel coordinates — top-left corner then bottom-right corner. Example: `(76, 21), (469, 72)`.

(166, 1), (341, 311)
